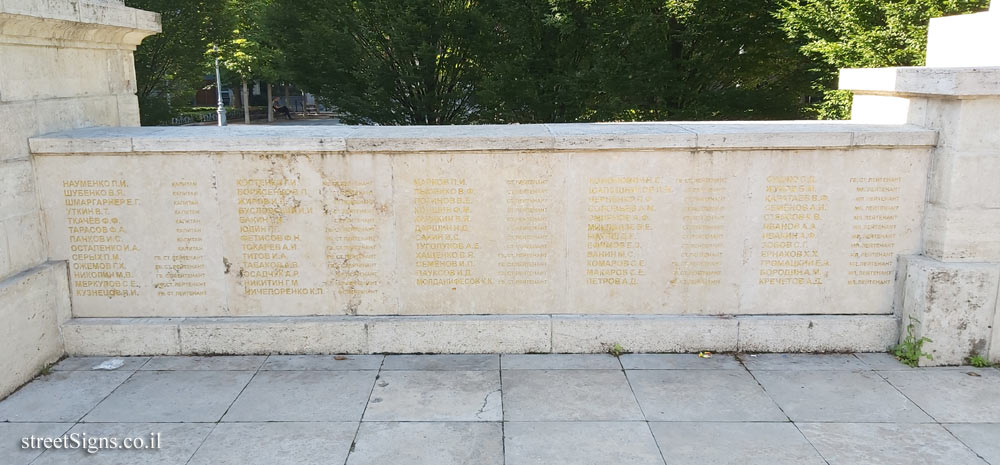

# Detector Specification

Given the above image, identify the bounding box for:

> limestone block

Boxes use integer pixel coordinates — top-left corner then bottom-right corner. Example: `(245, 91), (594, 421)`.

(366, 315), (551, 353)
(0, 158), (38, 219)
(0, 101), (38, 160)
(546, 123), (695, 149)
(926, 10), (1000, 67)
(896, 255), (1000, 366)
(924, 98), (1000, 152)
(346, 124), (554, 152)
(736, 315), (899, 353)
(0, 0), (79, 22)
(0, 45), (115, 102)
(551, 315), (738, 353)
(178, 317), (368, 354)
(61, 317), (181, 356)
(3, 211), (46, 275)
(850, 95), (927, 125)
(923, 204), (1000, 262)
(34, 95), (120, 134)
(77, 0), (136, 29)
(840, 67), (1000, 98)
(116, 93), (139, 126)
(928, 149), (1000, 209)
(0, 262), (69, 398)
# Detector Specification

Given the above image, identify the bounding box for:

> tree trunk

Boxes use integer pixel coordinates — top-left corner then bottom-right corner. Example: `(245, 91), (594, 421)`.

(242, 79), (250, 124)
(284, 84), (290, 112)
(267, 83), (274, 122)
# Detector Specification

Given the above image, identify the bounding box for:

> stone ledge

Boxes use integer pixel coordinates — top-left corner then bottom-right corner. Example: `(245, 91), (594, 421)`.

(29, 122), (938, 155)
(840, 66), (1000, 97)
(0, 1), (160, 47)
(61, 314), (900, 355)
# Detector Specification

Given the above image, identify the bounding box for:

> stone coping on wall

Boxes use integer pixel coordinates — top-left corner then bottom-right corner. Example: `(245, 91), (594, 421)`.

(29, 122), (938, 154)
(840, 66), (1000, 97)
(0, 0), (161, 47)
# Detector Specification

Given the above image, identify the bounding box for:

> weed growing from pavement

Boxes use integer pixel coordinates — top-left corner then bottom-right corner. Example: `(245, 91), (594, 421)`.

(892, 317), (933, 367)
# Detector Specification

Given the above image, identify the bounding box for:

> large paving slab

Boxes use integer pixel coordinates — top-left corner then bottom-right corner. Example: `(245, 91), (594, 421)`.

(945, 424), (1000, 465)
(853, 352), (915, 370)
(83, 371), (254, 423)
(649, 422), (826, 465)
(31, 422), (215, 465)
(261, 354), (384, 371)
(502, 369), (644, 421)
(742, 353), (869, 370)
(798, 423), (988, 465)
(52, 356), (149, 372)
(627, 369), (786, 421)
(223, 370), (375, 422)
(882, 368), (1000, 422)
(753, 370), (932, 422)
(0, 371), (132, 422)
(504, 421), (664, 465)
(363, 370), (501, 421)
(188, 422), (357, 465)
(501, 354), (621, 370)
(0, 423), (74, 465)
(347, 422), (503, 465)
(381, 354), (498, 371)
(140, 356), (266, 371)
(620, 353), (742, 370)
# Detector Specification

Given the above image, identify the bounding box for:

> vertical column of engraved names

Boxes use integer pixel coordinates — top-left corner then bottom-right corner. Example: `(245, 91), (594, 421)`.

(236, 178), (322, 296)
(497, 178), (550, 286)
(414, 178), (489, 286)
(325, 180), (380, 296)
(847, 177), (903, 285)
(586, 176), (671, 286)
(62, 179), (140, 298)
(759, 176), (829, 286)
(673, 177), (727, 285)
(153, 181), (208, 296)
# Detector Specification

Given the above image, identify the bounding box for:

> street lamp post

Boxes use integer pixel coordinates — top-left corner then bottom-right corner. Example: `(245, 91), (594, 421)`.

(214, 46), (226, 126)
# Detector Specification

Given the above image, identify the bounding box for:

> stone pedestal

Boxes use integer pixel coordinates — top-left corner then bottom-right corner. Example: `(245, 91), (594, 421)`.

(842, 2), (1000, 365)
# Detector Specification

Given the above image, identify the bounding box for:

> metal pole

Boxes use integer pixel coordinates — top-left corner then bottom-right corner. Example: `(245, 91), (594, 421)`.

(214, 47), (226, 126)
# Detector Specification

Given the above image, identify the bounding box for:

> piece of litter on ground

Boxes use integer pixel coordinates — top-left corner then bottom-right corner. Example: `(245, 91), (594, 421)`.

(698, 351), (713, 359)
(334, 355), (348, 360)
(92, 359), (125, 370)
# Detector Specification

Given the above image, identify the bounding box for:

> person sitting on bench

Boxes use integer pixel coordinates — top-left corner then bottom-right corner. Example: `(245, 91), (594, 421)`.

(272, 98), (293, 120)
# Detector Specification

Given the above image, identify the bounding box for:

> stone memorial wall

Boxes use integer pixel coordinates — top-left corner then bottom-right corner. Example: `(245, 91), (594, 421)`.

(31, 124), (935, 319)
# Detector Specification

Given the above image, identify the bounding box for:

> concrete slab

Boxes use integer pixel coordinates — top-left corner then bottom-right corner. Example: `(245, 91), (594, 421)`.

(31, 423), (214, 465)
(83, 371), (254, 423)
(52, 356), (149, 372)
(620, 354), (742, 370)
(502, 370), (643, 421)
(945, 424), (1000, 464)
(223, 371), (376, 422)
(649, 422), (826, 465)
(140, 356), (266, 371)
(627, 370), (786, 422)
(0, 423), (73, 465)
(189, 422), (357, 465)
(754, 370), (932, 422)
(363, 371), (501, 421)
(504, 422), (664, 465)
(741, 354), (869, 371)
(799, 423), (988, 465)
(502, 354), (621, 370)
(882, 369), (1000, 422)
(854, 352), (915, 370)
(347, 422), (503, 465)
(261, 354), (384, 371)
(381, 354), (498, 371)
(0, 371), (132, 422)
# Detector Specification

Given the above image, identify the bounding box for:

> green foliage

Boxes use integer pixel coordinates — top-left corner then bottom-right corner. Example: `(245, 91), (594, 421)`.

(968, 354), (992, 368)
(892, 317), (933, 367)
(778, 0), (990, 118)
(606, 343), (627, 358)
(212, 0), (282, 82)
(127, 0), (230, 125)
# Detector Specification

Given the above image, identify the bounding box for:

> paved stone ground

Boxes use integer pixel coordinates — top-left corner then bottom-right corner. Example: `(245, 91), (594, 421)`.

(1, 353), (998, 465)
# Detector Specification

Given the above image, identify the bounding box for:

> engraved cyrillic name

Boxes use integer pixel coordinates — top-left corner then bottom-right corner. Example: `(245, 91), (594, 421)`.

(324, 180), (380, 296)
(62, 179), (140, 298)
(497, 178), (551, 286)
(413, 178), (490, 286)
(153, 180), (208, 296)
(236, 178), (323, 296)
(847, 177), (902, 285)
(673, 177), (727, 285)
(586, 176), (671, 286)
(759, 175), (829, 286)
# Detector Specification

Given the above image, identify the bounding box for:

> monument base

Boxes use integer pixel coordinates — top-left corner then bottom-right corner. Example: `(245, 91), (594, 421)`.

(61, 314), (899, 356)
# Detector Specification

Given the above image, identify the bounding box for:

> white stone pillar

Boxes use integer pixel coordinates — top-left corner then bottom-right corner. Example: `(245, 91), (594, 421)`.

(0, 0), (159, 396)
(841, 3), (1000, 365)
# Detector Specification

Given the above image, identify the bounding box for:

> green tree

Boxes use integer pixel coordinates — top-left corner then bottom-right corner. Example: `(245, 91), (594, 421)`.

(212, 0), (283, 123)
(126, 0), (229, 125)
(779, 0), (990, 119)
